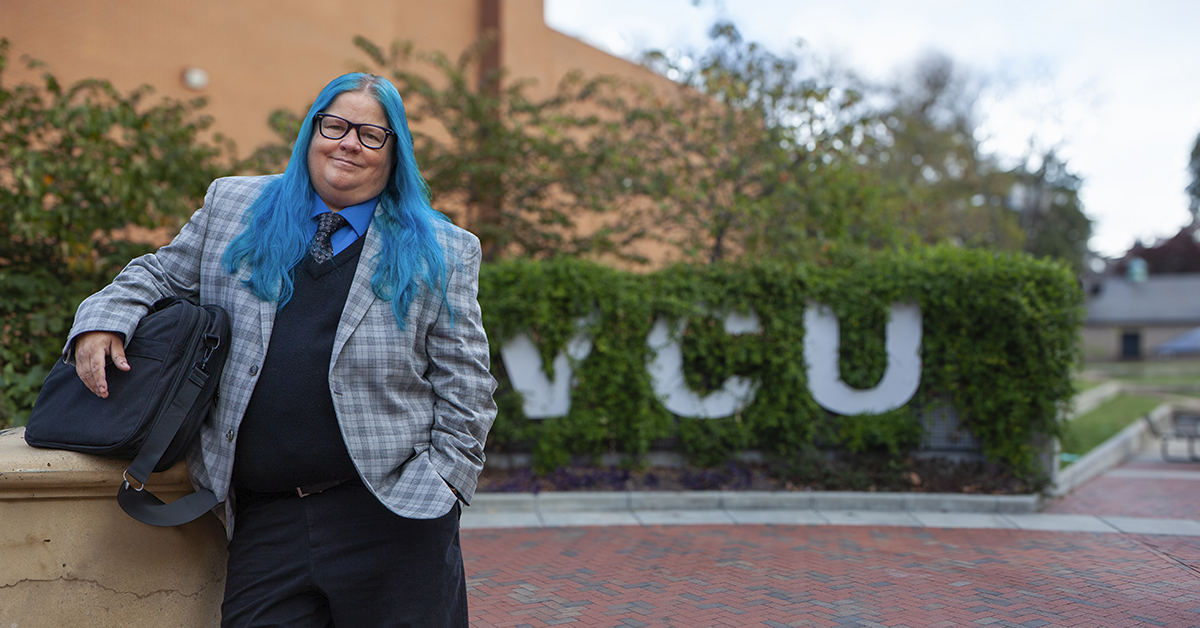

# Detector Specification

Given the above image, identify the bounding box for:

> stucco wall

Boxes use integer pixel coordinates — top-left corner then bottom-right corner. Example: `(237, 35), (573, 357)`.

(2, 0), (660, 156)
(0, 428), (227, 628)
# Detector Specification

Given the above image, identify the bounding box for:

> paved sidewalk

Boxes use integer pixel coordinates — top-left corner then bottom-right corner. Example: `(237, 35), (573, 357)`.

(460, 441), (1200, 627)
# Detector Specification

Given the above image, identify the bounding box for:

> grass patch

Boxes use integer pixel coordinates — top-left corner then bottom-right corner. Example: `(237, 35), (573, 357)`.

(1060, 394), (1163, 460)
(1078, 360), (1200, 392)
(1107, 376), (1200, 389)
(1082, 359), (1200, 380)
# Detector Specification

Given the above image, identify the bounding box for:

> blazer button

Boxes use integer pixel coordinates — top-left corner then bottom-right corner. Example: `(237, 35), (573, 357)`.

(226, 429), (235, 442)
(249, 365), (258, 375)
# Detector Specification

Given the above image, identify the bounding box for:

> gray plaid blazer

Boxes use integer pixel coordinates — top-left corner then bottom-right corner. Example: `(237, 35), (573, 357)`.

(68, 175), (497, 534)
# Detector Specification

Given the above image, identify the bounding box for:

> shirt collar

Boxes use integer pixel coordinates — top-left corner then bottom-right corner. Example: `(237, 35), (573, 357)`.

(310, 195), (377, 237)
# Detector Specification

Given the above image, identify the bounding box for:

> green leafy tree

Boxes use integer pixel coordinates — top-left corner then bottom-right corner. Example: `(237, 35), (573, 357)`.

(0, 40), (228, 427)
(259, 29), (921, 267)
(259, 29), (978, 268)
(352, 36), (644, 262)
(238, 28), (1090, 275)
(861, 52), (1093, 272)
(1011, 151), (1091, 273)
(1188, 131), (1200, 221)
(622, 23), (913, 265)
(864, 52), (1025, 251)
(237, 108), (303, 175)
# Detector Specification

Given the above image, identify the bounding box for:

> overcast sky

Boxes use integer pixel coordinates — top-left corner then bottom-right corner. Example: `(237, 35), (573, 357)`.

(545, 0), (1200, 259)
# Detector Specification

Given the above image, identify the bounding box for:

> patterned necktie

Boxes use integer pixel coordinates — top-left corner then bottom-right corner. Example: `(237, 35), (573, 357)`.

(309, 212), (349, 266)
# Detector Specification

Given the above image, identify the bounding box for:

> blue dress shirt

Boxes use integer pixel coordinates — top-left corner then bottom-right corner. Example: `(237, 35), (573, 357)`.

(309, 195), (377, 256)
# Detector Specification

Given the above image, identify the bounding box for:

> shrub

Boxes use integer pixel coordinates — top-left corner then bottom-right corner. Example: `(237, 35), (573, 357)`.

(480, 247), (1082, 488)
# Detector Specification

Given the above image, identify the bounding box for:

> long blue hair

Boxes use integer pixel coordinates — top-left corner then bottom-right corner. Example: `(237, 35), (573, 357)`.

(222, 73), (450, 329)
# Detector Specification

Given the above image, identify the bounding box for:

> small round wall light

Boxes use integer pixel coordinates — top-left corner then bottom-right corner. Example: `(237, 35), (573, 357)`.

(181, 67), (209, 90)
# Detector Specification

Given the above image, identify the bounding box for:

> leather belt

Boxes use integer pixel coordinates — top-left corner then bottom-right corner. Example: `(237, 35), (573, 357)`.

(296, 478), (352, 498)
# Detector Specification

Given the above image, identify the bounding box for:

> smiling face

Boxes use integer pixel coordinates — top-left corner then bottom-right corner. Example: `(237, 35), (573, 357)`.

(306, 90), (394, 212)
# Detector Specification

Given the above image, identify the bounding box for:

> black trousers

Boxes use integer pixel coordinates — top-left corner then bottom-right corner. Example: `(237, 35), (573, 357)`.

(221, 480), (466, 628)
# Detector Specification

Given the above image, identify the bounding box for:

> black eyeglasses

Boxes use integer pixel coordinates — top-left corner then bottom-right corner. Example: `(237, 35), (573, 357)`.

(314, 113), (394, 150)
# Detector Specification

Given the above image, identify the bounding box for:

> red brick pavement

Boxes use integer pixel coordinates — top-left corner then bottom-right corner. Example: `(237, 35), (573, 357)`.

(462, 525), (1200, 627)
(1046, 459), (1200, 520)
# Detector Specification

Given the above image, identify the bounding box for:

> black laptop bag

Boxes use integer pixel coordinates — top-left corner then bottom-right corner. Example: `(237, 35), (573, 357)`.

(24, 296), (230, 526)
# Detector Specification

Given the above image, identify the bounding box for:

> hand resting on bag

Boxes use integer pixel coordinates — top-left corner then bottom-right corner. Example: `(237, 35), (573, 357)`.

(74, 331), (129, 399)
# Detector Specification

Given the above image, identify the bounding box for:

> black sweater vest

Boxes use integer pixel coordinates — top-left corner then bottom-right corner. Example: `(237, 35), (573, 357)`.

(232, 236), (365, 493)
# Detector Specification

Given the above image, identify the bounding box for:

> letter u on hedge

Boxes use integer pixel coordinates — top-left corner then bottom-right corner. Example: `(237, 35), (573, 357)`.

(804, 303), (922, 415)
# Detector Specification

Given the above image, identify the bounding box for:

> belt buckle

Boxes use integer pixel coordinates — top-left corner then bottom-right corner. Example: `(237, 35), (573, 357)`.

(295, 479), (344, 498)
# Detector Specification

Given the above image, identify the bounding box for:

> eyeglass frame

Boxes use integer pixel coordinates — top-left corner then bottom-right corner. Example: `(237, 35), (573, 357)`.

(313, 113), (394, 150)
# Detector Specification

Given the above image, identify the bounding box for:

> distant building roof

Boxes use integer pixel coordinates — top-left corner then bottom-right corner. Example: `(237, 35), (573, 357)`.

(1087, 274), (1200, 325)
(1114, 224), (1200, 275)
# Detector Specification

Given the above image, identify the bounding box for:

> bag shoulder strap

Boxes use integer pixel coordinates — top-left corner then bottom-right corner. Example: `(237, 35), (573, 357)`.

(117, 310), (223, 527)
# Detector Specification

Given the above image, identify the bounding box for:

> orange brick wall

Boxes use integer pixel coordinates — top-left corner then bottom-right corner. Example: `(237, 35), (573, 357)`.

(1, 0), (663, 157)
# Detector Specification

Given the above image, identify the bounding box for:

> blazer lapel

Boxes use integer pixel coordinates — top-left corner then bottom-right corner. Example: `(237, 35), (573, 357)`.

(257, 296), (277, 356)
(332, 216), (383, 364)
(230, 258), (277, 357)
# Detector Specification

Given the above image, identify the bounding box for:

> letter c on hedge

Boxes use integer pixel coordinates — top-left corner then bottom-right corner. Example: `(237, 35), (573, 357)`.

(646, 310), (762, 419)
(804, 302), (922, 415)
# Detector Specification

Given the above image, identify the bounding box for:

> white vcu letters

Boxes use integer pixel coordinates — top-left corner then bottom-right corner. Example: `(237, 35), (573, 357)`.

(499, 303), (922, 419)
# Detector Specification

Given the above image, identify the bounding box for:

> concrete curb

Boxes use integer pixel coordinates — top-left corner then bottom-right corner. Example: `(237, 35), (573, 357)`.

(471, 489), (1040, 516)
(1068, 381), (1123, 419)
(463, 416), (1200, 536)
(1051, 403), (1172, 497)
(462, 492), (1200, 536)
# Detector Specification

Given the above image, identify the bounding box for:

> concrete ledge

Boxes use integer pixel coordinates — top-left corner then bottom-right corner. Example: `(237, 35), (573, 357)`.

(1052, 403), (1172, 497)
(0, 428), (226, 628)
(0, 427), (193, 499)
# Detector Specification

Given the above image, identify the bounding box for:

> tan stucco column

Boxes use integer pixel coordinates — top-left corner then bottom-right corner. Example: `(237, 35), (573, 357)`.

(0, 427), (226, 628)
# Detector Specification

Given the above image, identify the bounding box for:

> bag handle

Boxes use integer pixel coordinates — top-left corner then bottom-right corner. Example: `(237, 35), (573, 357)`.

(116, 357), (218, 527)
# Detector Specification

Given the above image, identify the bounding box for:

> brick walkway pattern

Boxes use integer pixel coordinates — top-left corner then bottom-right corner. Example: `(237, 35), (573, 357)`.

(1044, 460), (1200, 520)
(463, 525), (1200, 627)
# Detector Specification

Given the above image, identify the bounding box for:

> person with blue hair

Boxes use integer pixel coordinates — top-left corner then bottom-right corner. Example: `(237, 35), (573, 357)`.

(67, 73), (497, 626)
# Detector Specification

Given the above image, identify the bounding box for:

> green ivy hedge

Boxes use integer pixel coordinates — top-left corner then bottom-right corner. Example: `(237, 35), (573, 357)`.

(479, 246), (1083, 486)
